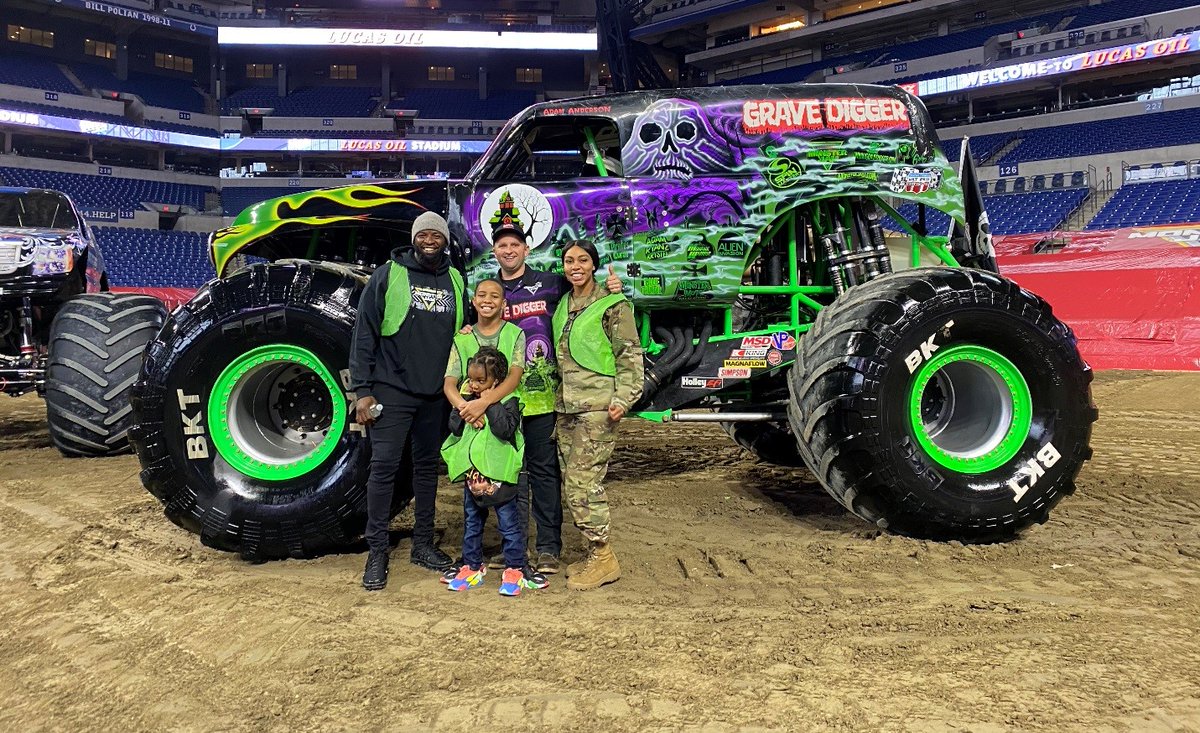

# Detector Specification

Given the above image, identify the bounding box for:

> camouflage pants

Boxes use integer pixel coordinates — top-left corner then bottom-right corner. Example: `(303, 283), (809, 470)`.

(556, 410), (617, 544)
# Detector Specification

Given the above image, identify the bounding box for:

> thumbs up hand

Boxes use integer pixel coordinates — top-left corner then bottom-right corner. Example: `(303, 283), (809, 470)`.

(605, 264), (623, 294)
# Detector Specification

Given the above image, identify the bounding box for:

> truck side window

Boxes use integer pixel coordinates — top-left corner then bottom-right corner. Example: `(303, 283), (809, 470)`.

(478, 118), (623, 182)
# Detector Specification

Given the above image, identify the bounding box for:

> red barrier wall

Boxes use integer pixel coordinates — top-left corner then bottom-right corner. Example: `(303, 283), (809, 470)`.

(116, 224), (1200, 371)
(997, 226), (1200, 371)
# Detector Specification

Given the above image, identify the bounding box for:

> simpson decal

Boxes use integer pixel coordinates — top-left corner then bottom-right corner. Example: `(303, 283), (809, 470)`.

(718, 367), (751, 379)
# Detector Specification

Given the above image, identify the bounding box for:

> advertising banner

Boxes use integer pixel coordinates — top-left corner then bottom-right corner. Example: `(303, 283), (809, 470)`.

(54, 0), (218, 36)
(218, 26), (597, 50)
(915, 32), (1200, 97)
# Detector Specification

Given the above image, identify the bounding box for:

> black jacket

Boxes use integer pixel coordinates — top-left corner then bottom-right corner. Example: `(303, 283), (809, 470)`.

(447, 395), (522, 443)
(350, 247), (460, 399)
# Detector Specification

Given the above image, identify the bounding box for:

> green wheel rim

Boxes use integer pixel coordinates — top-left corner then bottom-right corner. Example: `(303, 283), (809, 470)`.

(908, 344), (1032, 474)
(208, 344), (346, 481)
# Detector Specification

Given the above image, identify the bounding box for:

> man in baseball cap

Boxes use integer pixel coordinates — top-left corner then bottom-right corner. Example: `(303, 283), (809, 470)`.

(475, 220), (622, 576)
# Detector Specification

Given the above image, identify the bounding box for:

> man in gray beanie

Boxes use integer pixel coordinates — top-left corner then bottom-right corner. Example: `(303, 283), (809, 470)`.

(351, 210), (465, 590)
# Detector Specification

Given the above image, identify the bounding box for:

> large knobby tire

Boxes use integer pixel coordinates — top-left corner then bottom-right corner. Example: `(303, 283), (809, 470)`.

(46, 293), (167, 457)
(129, 262), (393, 560)
(720, 420), (805, 467)
(787, 267), (1097, 542)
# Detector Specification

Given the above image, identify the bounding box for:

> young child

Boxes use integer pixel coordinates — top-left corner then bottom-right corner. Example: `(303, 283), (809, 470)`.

(440, 346), (548, 596)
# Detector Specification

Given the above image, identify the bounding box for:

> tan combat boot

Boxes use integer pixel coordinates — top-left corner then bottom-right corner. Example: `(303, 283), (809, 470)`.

(565, 542), (596, 578)
(566, 543), (620, 590)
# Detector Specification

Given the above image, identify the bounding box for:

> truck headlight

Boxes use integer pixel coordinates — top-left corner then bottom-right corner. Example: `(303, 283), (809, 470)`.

(32, 246), (74, 276)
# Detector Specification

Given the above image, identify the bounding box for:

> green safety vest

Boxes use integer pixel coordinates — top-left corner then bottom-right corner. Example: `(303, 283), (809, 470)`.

(440, 397), (525, 484)
(380, 260), (465, 336)
(552, 292), (626, 377)
(452, 321), (524, 399)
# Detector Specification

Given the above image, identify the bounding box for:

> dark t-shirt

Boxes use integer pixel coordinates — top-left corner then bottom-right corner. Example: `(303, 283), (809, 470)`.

(498, 267), (568, 415)
(350, 248), (458, 398)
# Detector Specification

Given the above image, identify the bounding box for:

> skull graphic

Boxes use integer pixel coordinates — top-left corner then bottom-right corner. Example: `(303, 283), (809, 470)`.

(622, 99), (735, 182)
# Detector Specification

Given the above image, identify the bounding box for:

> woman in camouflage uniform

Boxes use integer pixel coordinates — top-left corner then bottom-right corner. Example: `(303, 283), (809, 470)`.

(552, 240), (643, 590)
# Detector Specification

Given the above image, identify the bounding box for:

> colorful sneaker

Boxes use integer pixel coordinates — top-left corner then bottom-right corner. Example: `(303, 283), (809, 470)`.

(439, 558), (469, 584)
(521, 566), (550, 590)
(499, 568), (526, 596)
(446, 564), (485, 592)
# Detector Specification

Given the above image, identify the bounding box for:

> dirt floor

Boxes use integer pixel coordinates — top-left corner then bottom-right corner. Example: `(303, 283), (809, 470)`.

(1, 371), (1198, 732)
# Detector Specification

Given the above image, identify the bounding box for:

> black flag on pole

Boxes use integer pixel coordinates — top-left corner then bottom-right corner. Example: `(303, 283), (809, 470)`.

(949, 137), (999, 272)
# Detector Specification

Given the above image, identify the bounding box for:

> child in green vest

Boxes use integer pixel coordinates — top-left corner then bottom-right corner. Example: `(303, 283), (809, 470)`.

(440, 346), (548, 596)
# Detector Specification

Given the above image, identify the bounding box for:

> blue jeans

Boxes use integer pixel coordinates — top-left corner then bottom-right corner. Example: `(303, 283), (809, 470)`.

(461, 487), (525, 569)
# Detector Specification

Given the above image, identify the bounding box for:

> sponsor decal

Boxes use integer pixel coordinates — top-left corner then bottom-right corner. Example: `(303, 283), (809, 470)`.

(741, 336), (772, 348)
(766, 349), (783, 366)
(479, 184), (553, 249)
(80, 209), (118, 222)
(1008, 443), (1061, 502)
(1128, 225), (1200, 246)
(770, 332), (797, 351)
(682, 263), (708, 277)
(686, 241), (714, 260)
(729, 348), (768, 358)
(638, 275), (665, 295)
(889, 167), (943, 195)
(765, 155), (804, 189)
(680, 376), (724, 389)
(643, 236), (672, 260)
(723, 359), (767, 369)
(674, 279), (713, 300)
(715, 238), (747, 258)
(718, 367), (751, 379)
(742, 97), (910, 135)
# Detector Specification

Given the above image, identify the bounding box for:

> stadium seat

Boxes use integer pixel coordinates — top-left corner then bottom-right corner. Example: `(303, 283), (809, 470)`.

(1086, 179), (1200, 229)
(0, 167), (213, 210)
(93, 227), (215, 287)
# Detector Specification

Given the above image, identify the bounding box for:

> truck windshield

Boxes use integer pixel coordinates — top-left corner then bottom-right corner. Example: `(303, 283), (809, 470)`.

(0, 191), (77, 229)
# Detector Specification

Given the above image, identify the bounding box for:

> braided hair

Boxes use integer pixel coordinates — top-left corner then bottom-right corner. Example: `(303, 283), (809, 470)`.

(467, 345), (509, 384)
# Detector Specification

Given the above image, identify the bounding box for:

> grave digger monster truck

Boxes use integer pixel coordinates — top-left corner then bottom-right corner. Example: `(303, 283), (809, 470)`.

(0, 187), (166, 456)
(130, 84), (1096, 560)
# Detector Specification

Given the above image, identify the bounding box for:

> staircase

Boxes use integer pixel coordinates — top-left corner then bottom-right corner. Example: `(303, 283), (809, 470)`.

(982, 134), (1023, 166)
(58, 64), (89, 96)
(1060, 185), (1119, 231)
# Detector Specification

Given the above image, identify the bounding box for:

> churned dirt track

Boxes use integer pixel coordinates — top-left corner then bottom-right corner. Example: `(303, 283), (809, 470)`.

(1, 371), (1198, 732)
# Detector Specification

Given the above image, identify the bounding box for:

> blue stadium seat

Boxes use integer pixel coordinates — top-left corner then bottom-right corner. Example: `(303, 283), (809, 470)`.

(222, 86), (379, 117)
(892, 188), (1089, 236)
(0, 167), (213, 210)
(71, 63), (206, 113)
(1086, 179), (1200, 229)
(0, 51), (76, 93)
(998, 108), (1200, 165)
(93, 227), (215, 287)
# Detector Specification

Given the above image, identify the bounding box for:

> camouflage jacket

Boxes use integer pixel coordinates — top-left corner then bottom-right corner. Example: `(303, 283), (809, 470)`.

(555, 287), (644, 414)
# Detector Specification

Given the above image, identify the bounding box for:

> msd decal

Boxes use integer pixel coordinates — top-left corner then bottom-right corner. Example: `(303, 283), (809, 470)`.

(742, 97), (910, 135)
(741, 336), (773, 349)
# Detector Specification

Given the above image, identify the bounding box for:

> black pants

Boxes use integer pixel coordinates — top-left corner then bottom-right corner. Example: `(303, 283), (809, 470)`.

(365, 383), (448, 553)
(519, 411), (563, 556)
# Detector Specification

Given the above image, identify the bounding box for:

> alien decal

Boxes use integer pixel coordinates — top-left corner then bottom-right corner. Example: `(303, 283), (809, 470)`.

(622, 99), (737, 182)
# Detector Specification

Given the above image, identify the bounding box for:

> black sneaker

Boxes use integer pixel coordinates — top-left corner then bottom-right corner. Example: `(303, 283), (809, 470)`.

(362, 549), (389, 591)
(410, 544), (454, 571)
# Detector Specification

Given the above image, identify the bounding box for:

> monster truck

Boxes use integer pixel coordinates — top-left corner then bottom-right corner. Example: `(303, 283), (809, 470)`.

(0, 186), (166, 456)
(130, 84), (1096, 560)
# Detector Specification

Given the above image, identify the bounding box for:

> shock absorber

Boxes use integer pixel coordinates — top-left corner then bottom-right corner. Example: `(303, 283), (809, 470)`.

(18, 297), (35, 363)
